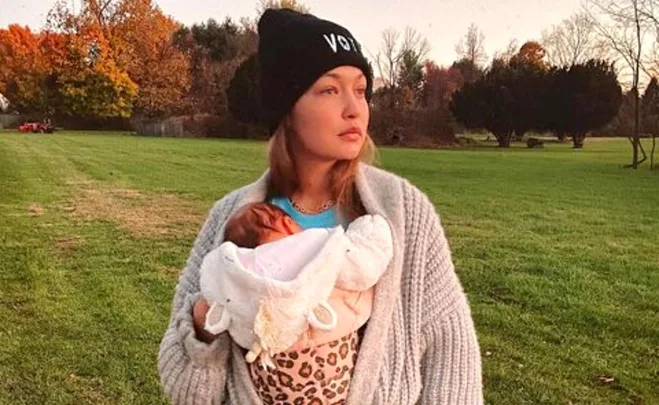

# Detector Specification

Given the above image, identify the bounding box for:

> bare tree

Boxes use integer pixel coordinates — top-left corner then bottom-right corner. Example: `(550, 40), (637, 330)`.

(455, 23), (487, 67)
(372, 27), (430, 88)
(492, 38), (519, 63)
(585, 0), (650, 168)
(541, 12), (609, 66)
(638, 0), (659, 168)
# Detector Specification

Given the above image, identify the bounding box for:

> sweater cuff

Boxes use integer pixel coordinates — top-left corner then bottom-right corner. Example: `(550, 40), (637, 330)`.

(175, 291), (229, 367)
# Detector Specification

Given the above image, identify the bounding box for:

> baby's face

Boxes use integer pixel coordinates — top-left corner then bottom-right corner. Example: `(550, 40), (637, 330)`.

(260, 215), (302, 244)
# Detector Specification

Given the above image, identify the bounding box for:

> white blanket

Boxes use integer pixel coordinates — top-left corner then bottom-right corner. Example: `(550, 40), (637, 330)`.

(199, 214), (393, 366)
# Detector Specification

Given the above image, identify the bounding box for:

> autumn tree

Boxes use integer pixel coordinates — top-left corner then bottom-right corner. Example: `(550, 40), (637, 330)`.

(54, 24), (138, 118)
(110, 0), (190, 118)
(174, 18), (251, 116)
(0, 25), (51, 114)
(422, 61), (464, 109)
(491, 39), (520, 64)
(43, 1), (138, 119)
(510, 41), (549, 71)
(46, 0), (189, 118)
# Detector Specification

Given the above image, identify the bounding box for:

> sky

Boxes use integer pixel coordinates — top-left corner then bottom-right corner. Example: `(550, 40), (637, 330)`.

(0, 0), (584, 67)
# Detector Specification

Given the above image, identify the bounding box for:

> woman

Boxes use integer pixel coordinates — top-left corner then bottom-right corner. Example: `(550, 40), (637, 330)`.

(158, 8), (483, 405)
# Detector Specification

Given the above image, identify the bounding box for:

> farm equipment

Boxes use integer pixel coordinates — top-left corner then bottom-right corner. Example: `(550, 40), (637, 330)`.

(18, 121), (55, 133)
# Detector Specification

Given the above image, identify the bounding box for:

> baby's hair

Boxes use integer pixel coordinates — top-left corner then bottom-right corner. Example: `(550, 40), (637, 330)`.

(223, 202), (292, 248)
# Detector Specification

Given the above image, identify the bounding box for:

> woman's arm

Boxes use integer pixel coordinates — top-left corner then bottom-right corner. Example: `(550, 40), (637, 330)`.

(417, 196), (483, 405)
(157, 195), (238, 405)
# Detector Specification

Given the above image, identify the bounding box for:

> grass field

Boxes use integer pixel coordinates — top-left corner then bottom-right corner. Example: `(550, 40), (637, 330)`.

(0, 131), (657, 405)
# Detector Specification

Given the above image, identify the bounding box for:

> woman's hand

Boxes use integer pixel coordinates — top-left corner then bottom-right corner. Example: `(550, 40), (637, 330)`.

(192, 297), (219, 343)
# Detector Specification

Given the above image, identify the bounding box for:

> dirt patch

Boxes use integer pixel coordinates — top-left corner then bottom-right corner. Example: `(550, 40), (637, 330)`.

(66, 183), (204, 237)
(54, 236), (85, 258)
(160, 265), (183, 278)
(28, 204), (44, 217)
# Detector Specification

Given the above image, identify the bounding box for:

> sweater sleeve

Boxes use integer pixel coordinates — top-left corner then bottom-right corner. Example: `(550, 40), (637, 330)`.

(418, 196), (483, 405)
(157, 194), (238, 405)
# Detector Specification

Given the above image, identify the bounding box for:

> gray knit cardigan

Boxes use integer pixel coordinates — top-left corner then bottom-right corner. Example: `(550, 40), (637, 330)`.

(158, 163), (483, 404)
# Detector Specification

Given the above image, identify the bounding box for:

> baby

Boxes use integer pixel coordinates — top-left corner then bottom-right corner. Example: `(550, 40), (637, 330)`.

(199, 202), (393, 368)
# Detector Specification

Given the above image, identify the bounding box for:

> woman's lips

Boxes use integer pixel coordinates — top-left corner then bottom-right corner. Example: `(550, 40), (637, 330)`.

(339, 128), (362, 141)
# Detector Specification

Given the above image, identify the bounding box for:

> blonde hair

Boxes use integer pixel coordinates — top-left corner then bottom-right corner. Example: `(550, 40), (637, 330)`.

(266, 122), (378, 221)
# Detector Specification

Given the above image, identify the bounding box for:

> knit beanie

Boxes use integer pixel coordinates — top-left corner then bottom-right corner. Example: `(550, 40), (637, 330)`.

(257, 8), (373, 134)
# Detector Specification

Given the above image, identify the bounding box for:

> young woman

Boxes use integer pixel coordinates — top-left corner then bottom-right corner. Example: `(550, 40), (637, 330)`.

(158, 8), (483, 405)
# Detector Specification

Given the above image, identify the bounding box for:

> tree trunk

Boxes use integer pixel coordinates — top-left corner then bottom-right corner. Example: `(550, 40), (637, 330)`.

(652, 132), (657, 170)
(557, 132), (567, 142)
(634, 87), (640, 168)
(572, 132), (586, 149)
(495, 131), (512, 148)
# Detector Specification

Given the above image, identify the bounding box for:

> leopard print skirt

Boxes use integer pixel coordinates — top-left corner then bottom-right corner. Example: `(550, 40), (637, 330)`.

(247, 331), (361, 405)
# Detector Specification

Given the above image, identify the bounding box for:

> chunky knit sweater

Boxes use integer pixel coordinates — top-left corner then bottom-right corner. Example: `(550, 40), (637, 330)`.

(157, 164), (483, 405)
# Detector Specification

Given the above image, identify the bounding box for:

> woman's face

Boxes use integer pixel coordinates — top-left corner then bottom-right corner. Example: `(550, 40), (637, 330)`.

(288, 65), (369, 163)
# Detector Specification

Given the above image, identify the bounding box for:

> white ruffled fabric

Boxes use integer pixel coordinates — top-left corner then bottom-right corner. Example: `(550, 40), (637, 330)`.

(199, 214), (393, 364)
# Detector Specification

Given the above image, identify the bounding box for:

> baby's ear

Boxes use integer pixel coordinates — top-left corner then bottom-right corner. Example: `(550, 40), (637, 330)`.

(282, 215), (298, 233)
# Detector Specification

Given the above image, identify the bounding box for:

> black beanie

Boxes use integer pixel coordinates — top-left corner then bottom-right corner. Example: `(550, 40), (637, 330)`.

(257, 8), (373, 134)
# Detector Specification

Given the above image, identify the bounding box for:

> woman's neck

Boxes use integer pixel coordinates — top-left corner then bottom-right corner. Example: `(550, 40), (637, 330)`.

(291, 157), (336, 209)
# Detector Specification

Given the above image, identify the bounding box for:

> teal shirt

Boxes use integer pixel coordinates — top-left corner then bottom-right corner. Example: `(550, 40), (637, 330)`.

(270, 196), (339, 230)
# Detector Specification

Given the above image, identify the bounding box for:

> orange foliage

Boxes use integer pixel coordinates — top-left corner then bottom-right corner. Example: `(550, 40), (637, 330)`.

(110, 0), (190, 117)
(512, 41), (549, 70)
(0, 25), (50, 113)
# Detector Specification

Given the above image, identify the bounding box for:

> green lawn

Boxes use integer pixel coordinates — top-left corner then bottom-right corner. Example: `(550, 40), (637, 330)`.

(0, 131), (657, 405)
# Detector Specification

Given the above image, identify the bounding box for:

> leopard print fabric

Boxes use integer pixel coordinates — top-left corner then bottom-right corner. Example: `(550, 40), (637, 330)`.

(247, 331), (360, 405)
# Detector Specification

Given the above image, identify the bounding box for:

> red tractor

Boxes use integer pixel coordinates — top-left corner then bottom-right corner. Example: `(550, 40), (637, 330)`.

(18, 121), (54, 133)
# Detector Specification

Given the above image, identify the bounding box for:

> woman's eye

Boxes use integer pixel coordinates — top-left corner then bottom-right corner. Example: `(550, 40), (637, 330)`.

(321, 87), (338, 95)
(356, 87), (367, 96)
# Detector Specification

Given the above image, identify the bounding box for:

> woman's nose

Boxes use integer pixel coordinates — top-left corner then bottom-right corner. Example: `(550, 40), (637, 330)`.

(342, 92), (360, 120)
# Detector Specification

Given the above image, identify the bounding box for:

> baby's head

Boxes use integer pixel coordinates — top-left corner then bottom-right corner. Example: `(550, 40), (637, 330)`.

(223, 202), (302, 248)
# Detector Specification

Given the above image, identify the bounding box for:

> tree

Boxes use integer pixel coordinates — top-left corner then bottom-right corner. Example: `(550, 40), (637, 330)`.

(541, 12), (607, 67)
(450, 58), (548, 147)
(373, 27), (430, 89)
(450, 58), (483, 84)
(397, 49), (424, 107)
(422, 61), (464, 109)
(546, 59), (622, 148)
(109, 0), (190, 117)
(642, 77), (659, 168)
(492, 39), (519, 64)
(586, 0), (652, 168)
(0, 25), (51, 114)
(455, 23), (487, 67)
(226, 53), (262, 125)
(511, 41), (549, 71)
(54, 25), (138, 118)
(47, 0), (190, 118)
(174, 18), (249, 115)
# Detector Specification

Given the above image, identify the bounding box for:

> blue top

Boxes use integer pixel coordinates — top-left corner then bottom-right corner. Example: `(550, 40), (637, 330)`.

(270, 196), (340, 230)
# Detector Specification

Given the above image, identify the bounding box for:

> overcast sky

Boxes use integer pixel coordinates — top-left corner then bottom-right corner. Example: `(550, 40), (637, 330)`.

(0, 0), (584, 66)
